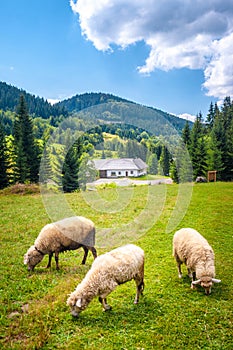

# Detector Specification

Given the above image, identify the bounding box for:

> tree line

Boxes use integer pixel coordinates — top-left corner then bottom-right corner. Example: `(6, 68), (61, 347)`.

(0, 81), (67, 119)
(0, 95), (232, 191)
(179, 97), (233, 181)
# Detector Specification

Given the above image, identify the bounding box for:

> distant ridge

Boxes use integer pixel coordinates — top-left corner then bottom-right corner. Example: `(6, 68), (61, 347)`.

(56, 91), (191, 133)
(55, 92), (131, 112)
(0, 81), (68, 119)
(0, 81), (191, 133)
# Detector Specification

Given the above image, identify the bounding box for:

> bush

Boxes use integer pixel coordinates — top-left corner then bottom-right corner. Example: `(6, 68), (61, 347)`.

(0, 183), (40, 195)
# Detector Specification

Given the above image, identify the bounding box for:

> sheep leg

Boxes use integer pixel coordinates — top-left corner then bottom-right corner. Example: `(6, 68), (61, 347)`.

(90, 247), (97, 260)
(177, 262), (182, 278)
(55, 252), (60, 270)
(174, 251), (182, 278)
(46, 253), (53, 268)
(187, 268), (192, 278)
(134, 280), (144, 304)
(191, 272), (197, 289)
(99, 297), (112, 311)
(81, 246), (88, 265)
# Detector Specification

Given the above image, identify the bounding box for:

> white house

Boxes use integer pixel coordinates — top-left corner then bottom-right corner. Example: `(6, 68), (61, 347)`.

(93, 158), (148, 178)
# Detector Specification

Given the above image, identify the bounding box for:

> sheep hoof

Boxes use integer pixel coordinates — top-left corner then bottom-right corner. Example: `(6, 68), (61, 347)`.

(104, 305), (112, 311)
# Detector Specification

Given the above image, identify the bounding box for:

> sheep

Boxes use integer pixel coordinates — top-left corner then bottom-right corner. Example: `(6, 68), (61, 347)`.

(24, 216), (97, 271)
(67, 244), (144, 317)
(173, 228), (221, 295)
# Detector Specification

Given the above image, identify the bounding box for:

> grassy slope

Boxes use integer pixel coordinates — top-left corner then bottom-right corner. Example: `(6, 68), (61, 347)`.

(0, 182), (232, 349)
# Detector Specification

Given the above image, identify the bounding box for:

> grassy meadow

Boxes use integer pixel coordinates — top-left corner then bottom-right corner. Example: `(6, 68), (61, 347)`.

(0, 182), (232, 349)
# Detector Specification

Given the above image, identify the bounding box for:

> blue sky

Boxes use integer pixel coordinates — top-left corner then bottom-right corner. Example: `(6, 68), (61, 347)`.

(1, 0), (233, 119)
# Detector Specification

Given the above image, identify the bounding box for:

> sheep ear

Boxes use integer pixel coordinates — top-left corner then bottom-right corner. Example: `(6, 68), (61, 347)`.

(212, 278), (221, 283)
(76, 298), (82, 308)
(192, 279), (201, 285)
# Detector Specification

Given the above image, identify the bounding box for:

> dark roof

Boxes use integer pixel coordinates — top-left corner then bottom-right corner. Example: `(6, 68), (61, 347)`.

(93, 158), (147, 171)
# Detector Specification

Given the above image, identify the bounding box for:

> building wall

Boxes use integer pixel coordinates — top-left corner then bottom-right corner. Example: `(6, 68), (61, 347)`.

(104, 169), (146, 178)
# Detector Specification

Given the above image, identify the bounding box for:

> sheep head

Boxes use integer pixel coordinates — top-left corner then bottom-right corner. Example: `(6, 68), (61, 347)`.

(67, 293), (89, 317)
(24, 246), (44, 271)
(192, 276), (221, 295)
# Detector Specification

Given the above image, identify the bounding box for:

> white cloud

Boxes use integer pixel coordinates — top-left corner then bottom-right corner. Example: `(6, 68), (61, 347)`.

(178, 113), (196, 122)
(70, 0), (233, 99)
(203, 32), (233, 99)
(47, 98), (60, 105)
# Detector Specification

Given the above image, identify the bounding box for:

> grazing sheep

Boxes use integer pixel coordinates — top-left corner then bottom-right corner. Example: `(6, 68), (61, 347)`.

(24, 216), (97, 271)
(173, 228), (221, 294)
(67, 244), (144, 317)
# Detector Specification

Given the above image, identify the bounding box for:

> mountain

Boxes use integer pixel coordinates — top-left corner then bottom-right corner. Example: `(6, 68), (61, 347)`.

(56, 92), (191, 134)
(0, 81), (68, 119)
(56, 92), (130, 112)
(0, 81), (191, 135)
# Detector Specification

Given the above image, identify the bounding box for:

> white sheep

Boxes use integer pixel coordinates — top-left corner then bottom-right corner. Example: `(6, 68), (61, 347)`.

(173, 228), (221, 294)
(24, 216), (97, 271)
(67, 244), (144, 317)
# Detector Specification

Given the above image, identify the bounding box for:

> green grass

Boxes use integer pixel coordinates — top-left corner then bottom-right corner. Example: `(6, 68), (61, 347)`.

(0, 182), (232, 349)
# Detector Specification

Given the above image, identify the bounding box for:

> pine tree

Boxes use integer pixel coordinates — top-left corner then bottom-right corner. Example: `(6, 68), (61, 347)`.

(170, 159), (179, 183)
(206, 101), (215, 131)
(147, 153), (158, 175)
(62, 138), (83, 193)
(39, 145), (53, 183)
(171, 142), (193, 183)
(159, 146), (170, 176)
(209, 113), (225, 179)
(78, 154), (97, 191)
(0, 122), (9, 189)
(190, 113), (206, 179)
(208, 97), (233, 180)
(221, 97), (233, 180)
(13, 95), (39, 183)
(182, 120), (191, 149)
(62, 145), (79, 192)
(195, 136), (208, 177)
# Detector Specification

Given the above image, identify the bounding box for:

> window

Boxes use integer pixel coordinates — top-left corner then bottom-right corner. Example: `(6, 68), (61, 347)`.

(130, 171), (134, 175)
(111, 172), (116, 176)
(118, 172), (121, 175)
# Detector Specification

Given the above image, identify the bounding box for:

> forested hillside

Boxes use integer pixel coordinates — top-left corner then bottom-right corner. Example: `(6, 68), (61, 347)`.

(0, 81), (68, 119)
(56, 92), (129, 112)
(56, 91), (189, 133)
(0, 82), (189, 136)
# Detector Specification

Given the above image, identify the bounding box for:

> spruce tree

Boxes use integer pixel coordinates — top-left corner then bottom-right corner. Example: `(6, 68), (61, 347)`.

(62, 145), (79, 193)
(221, 97), (233, 180)
(62, 138), (83, 193)
(170, 159), (179, 183)
(78, 154), (97, 191)
(39, 145), (53, 183)
(147, 153), (158, 175)
(209, 97), (233, 180)
(0, 122), (9, 189)
(190, 113), (206, 179)
(13, 95), (39, 183)
(206, 101), (215, 131)
(195, 136), (208, 177)
(159, 146), (170, 176)
(182, 120), (191, 150)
